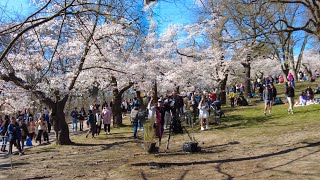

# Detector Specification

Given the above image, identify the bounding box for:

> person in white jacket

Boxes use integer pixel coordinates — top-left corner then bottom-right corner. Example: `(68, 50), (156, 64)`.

(95, 110), (102, 135)
(198, 96), (210, 131)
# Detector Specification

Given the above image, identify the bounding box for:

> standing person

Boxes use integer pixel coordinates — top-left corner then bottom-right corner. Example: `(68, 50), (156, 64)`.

(131, 104), (140, 139)
(44, 107), (51, 133)
(27, 120), (36, 141)
(86, 110), (96, 138)
(19, 117), (29, 151)
(8, 117), (24, 155)
(42, 117), (49, 144)
(0, 115), (10, 152)
(270, 84), (277, 104)
(95, 110), (102, 136)
(101, 105), (112, 135)
(285, 82), (295, 114)
(70, 107), (79, 132)
(229, 88), (235, 108)
(155, 99), (165, 143)
(163, 96), (172, 129)
(198, 96), (210, 131)
(79, 107), (86, 131)
(263, 85), (273, 116)
(35, 115), (45, 145)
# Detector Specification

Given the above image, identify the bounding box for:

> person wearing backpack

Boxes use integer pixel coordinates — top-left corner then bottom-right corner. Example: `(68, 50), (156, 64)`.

(0, 115), (10, 152)
(8, 117), (24, 155)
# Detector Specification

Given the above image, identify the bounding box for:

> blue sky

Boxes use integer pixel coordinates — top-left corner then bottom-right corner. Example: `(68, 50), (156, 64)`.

(0, 0), (199, 33)
(0, 0), (33, 19)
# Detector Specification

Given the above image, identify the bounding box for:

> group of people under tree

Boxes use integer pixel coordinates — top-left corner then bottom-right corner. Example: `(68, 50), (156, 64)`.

(0, 109), (51, 155)
(1, 73), (320, 154)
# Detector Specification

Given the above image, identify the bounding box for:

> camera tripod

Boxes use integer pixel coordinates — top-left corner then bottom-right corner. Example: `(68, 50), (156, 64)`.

(166, 113), (196, 150)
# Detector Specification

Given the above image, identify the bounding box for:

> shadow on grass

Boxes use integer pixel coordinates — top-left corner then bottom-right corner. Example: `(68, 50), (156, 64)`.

(73, 140), (133, 150)
(131, 141), (320, 168)
(0, 162), (30, 169)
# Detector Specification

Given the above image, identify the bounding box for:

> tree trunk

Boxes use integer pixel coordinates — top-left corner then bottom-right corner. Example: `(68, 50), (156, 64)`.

(281, 63), (290, 81)
(219, 74), (228, 104)
(50, 97), (72, 145)
(152, 80), (158, 100)
(242, 62), (251, 97)
(112, 94), (122, 127)
(110, 76), (134, 127)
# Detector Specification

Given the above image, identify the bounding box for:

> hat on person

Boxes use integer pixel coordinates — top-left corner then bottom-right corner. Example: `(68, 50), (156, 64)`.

(158, 98), (163, 102)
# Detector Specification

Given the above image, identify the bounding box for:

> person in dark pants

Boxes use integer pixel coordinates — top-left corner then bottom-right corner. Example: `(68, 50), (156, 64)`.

(8, 117), (24, 155)
(20, 118), (29, 151)
(86, 110), (96, 138)
(79, 107), (86, 131)
(101, 105), (112, 135)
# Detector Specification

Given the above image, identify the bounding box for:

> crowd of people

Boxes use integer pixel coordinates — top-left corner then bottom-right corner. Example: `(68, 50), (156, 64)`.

(0, 109), (51, 155)
(1, 72), (319, 155)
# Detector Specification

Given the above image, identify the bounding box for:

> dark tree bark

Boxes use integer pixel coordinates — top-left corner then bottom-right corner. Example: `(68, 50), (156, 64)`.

(50, 95), (72, 145)
(219, 74), (228, 104)
(152, 80), (158, 101)
(111, 76), (134, 127)
(242, 62), (252, 97)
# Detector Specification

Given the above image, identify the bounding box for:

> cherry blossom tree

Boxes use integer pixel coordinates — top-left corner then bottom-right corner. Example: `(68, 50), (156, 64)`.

(0, 0), (143, 144)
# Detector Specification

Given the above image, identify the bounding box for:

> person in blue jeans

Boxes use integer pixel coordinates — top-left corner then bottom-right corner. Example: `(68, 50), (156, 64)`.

(8, 117), (23, 155)
(131, 104), (140, 139)
(70, 107), (79, 132)
(0, 115), (10, 152)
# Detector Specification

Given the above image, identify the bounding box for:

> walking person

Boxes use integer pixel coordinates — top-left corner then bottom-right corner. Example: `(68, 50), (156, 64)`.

(101, 105), (112, 135)
(285, 81), (295, 114)
(79, 107), (86, 131)
(263, 85), (273, 116)
(70, 107), (79, 132)
(86, 110), (96, 138)
(8, 117), (24, 155)
(0, 115), (10, 152)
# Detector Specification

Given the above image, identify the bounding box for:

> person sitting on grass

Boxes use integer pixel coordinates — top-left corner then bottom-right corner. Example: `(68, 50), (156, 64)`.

(305, 86), (314, 101)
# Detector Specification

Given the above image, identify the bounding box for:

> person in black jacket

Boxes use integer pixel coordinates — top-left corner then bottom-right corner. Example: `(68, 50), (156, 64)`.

(285, 82), (295, 114)
(19, 117), (29, 151)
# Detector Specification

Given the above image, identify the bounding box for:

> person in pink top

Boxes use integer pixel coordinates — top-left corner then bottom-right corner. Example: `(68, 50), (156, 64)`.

(101, 105), (112, 135)
(288, 73), (294, 81)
